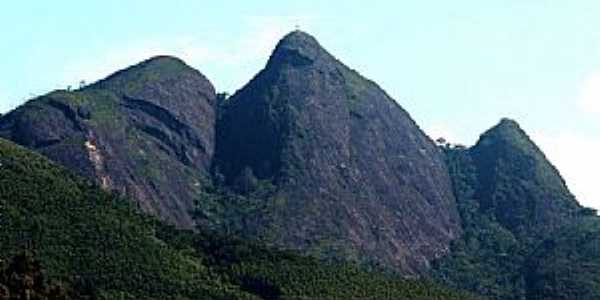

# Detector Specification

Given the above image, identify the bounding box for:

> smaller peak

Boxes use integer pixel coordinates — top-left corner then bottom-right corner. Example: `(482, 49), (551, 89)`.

(485, 118), (525, 137)
(134, 55), (192, 73)
(476, 117), (534, 151)
(142, 55), (187, 66)
(89, 55), (199, 92)
(497, 117), (521, 129)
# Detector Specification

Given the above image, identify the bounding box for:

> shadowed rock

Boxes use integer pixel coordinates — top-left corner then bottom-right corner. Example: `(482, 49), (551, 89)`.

(213, 30), (462, 274)
(0, 56), (216, 228)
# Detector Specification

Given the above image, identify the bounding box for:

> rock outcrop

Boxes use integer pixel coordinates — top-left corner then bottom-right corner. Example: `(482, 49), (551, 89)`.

(0, 56), (216, 228)
(213, 31), (462, 273)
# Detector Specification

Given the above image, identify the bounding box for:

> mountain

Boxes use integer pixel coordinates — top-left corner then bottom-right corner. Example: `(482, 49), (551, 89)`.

(470, 118), (581, 238)
(0, 32), (462, 274)
(212, 31), (462, 274)
(3, 30), (600, 299)
(0, 56), (216, 228)
(0, 138), (479, 299)
(431, 119), (597, 300)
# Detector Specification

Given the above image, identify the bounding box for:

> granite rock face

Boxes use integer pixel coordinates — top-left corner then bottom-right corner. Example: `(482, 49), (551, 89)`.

(0, 56), (216, 228)
(0, 32), (462, 274)
(214, 31), (462, 273)
(3, 30), (600, 297)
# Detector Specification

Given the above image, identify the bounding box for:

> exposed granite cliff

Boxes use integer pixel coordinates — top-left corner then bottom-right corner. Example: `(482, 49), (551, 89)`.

(213, 31), (462, 273)
(0, 56), (216, 228)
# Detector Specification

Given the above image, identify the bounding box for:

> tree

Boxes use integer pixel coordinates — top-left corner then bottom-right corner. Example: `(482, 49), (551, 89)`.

(234, 166), (258, 193)
(0, 252), (71, 300)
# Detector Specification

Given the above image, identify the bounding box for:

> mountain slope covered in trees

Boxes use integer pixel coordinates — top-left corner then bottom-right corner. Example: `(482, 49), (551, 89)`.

(0, 31), (462, 275)
(1, 30), (600, 300)
(431, 119), (600, 300)
(0, 138), (479, 299)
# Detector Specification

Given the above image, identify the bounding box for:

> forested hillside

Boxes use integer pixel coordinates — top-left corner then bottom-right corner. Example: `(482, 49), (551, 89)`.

(0, 138), (478, 299)
(431, 119), (600, 300)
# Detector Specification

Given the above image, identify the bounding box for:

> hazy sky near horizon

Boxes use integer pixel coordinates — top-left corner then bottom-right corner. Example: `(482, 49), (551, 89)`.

(1, 1), (599, 208)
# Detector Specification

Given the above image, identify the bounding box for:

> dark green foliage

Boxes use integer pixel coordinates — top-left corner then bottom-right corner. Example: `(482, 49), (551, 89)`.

(432, 119), (600, 300)
(525, 217), (600, 300)
(0, 252), (72, 300)
(0, 138), (477, 299)
(2, 31), (461, 276)
(157, 226), (482, 300)
(0, 138), (248, 299)
(469, 119), (580, 238)
(432, 146), (528, 300)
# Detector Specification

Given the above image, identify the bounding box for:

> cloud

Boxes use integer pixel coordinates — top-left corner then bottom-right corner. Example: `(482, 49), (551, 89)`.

(533, 131), (600, 209)
(60, 15), (318, 89)
(237, 16), (317, 61)
(579, 73), (600, 114)
(423, 121), (600, 210)
(61, 38), (220, 87)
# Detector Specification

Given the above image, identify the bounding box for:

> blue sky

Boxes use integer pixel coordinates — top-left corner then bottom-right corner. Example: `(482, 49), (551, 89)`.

(1, 1), (599, 208)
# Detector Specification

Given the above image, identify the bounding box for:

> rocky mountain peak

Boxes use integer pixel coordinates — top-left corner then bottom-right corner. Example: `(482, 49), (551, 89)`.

(0, 55), (217, 229)
(213, 31), (461, 274)
(470, 118), (581, 237)
(482, 118), (528, 142)
(267, 30), (333, 68)
(91, 55), (215, 100)
(275, 30), (322, 53)
(496, 117), (521, 130)
(474, 118), (550, 167)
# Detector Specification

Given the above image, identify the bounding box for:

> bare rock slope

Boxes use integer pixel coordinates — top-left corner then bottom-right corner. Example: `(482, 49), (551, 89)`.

(213, 31), (462, 273)
(0, 56), (216, 228)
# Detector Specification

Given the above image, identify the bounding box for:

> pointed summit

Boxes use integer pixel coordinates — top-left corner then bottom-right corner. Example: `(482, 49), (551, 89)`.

(487, 117), (524, 135)
(278, 30), (321, 49)
(214, 31), (461, 274)
(275, 30), (323, 54)
(477, 118), (532, 149)
(470, 118), (581, 237)
(496, 117), (521, 129)
(267, 30), (333, 68)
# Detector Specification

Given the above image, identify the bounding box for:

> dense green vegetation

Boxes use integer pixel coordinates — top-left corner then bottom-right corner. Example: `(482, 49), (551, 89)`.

(0, 138), (478, 299)
(1, 252), (72, 300)
(432, 146), (530, 299)
(159, 226), (481, 300)
(525, 217), (600, 300)
(0, 138), (246, 299)
(4, 31), (600, 300)
(432, 126), (600, 300)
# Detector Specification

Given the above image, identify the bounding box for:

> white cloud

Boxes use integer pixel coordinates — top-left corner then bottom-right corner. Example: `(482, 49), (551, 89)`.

(579, 73), (600, 114)
(61, 38), (220, 88)
(60, 15), (318, 89)
(238, 16), (316, 61)
(533, 131), (600, 210)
